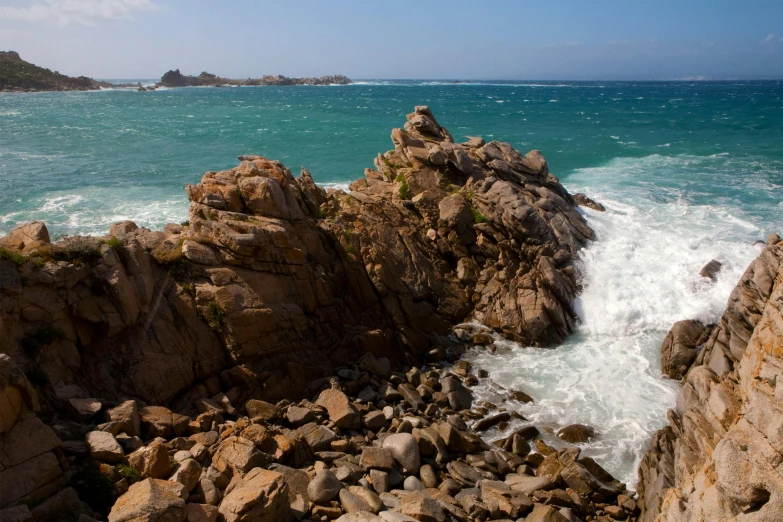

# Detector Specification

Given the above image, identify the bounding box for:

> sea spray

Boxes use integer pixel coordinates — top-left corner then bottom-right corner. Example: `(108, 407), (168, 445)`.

(466, 177), (762, 487)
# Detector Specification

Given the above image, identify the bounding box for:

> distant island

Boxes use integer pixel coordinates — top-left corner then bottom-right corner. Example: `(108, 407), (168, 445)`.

(157, 69), (352, 87)
(0, 51), (111, 92)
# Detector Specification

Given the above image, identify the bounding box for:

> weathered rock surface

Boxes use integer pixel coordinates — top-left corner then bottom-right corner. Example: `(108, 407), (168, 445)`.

(638, 234), (783, 522)
(660, 319), (713, 379)
(0, 107), (606, 520)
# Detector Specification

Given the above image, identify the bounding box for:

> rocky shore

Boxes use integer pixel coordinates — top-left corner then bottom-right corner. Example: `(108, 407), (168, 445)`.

(157, 69), (351, 88)
(0, 51), (110, 92)
(637, 234), (783, 521)
(0, 106), (779, 521)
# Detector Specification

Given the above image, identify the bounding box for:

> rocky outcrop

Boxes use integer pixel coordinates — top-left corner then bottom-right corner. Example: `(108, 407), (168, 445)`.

(0, 106), (591, 414)
(638, 234), (783, 521)
(660, 320), (713, 380)
(0, 51), (108, 92)
(158, 69), (351, 88)
(0, 107), (595, 517)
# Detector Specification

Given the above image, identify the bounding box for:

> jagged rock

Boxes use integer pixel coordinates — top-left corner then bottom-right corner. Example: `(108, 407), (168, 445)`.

(67, 398), (102, 420)
(572, 193), (606, 212)
(399, 492), (445, 522)
(285, 406), (314, 426)
(170, 458), (202, 492)
(638, 235), (783, 522)
(185, 504), (218, 522)
(360, 447), (395, 470)
(0, 221), (50, 252)
(212, 436), (269, 476)
(218, 468), (290, 522)
(128, 441), (172, 479)
(0, 355), (39, 434)
(108, 479), (187, 522)
(660, 320), (712, 379)
(107, 400), (141, 437)
(0, 505), (33, 522)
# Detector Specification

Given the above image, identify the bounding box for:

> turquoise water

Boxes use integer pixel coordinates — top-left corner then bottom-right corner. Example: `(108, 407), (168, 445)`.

(1, 81), (782, 486)
(1, 81), (781, 235)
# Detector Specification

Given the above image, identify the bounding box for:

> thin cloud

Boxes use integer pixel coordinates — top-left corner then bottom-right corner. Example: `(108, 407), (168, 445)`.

(760, 33), (777, 44)
(0, 0), (160, 26)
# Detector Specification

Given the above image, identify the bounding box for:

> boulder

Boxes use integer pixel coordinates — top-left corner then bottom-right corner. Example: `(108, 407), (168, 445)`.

(382, 433), (421, 473)
(699, 259), (723, 281)
(556, 424), (596, 444)
(170, 458), (202, 492)
(524, 503), (570, 522)
(128, 442), (172, 479)
(185, 504), (218, 522)
(399, 493), (445, 522)
(108, 479), (187, 522)
(107, 400), (141, 437)
(218, 468), (290, 522)
(85, 431), (124, 463)
(245, 400), (278, 421)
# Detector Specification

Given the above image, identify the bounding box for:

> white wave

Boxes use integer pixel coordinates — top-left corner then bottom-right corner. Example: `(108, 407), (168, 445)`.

(320, 182), (351, 192)
(465, 154), (763, 488)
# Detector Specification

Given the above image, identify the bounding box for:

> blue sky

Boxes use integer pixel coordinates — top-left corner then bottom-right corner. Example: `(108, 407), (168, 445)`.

(1, 0), (782, 80)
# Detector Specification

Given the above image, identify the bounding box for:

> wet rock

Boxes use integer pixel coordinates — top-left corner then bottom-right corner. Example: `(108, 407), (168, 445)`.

(473, 412), (511, 431)
(556, 424), (596, 444)
(572, 193), (606, 212)
(699, 259), (722, 281)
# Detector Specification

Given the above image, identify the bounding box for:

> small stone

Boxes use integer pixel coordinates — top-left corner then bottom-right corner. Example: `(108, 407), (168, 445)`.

(369, 469), (389, 494)
(403, 476), (423, 491)
(363, 410), (389, 431)
(286, 405), (314, 426)
(360, 446), (395, 470)
(245, 400), (279, 421)
(419, 464), (438, 488)
(339, 488), (373, 513)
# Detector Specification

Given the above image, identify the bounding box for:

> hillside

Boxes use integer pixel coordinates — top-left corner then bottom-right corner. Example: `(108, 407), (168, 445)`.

(0, 51), (107, 92)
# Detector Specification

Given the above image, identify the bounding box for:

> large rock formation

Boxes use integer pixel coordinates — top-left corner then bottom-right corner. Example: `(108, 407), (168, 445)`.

(0, 51), (108, 92)
(638, 234), (783, 521)
(0, 106), (591, 414)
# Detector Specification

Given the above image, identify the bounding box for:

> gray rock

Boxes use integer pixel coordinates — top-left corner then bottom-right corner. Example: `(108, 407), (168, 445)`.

(307, 469), (343, 503)
(403, 476), (424, 491)
(382, 433), (421, 473)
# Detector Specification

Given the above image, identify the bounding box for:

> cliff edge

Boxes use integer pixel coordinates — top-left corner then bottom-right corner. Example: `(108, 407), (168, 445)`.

(638, 234), (783, 521)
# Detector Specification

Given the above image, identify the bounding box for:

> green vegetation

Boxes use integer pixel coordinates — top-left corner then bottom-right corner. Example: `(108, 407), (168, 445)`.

(33, 241), (103, 266)
(0, 246), (26, 265)
(318, 208), (328, 219)
(397, 173), (411, 200)
(117, 464), (142, 484)
(1, 51), (104, 92)
(471, 208), (488, 224)
(20, 326), (64, 358)
(205, 300), (225, 333)
(151, 242), (190, 280)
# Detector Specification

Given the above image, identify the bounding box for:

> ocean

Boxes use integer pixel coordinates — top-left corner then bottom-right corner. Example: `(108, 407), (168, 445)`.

(1, 80), (781, 486)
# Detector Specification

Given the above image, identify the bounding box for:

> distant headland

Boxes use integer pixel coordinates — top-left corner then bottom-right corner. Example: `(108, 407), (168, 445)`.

(156, 69), (352, 88)
(0, 51), (111, 92)
(0, 51), (352, 92)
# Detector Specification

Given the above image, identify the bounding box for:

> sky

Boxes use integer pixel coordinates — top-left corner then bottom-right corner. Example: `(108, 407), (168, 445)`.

(1, 0), (782, 80)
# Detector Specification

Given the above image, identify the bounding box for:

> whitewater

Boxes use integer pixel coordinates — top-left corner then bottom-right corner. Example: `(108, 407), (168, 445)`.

(1, 80), (781, 487)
